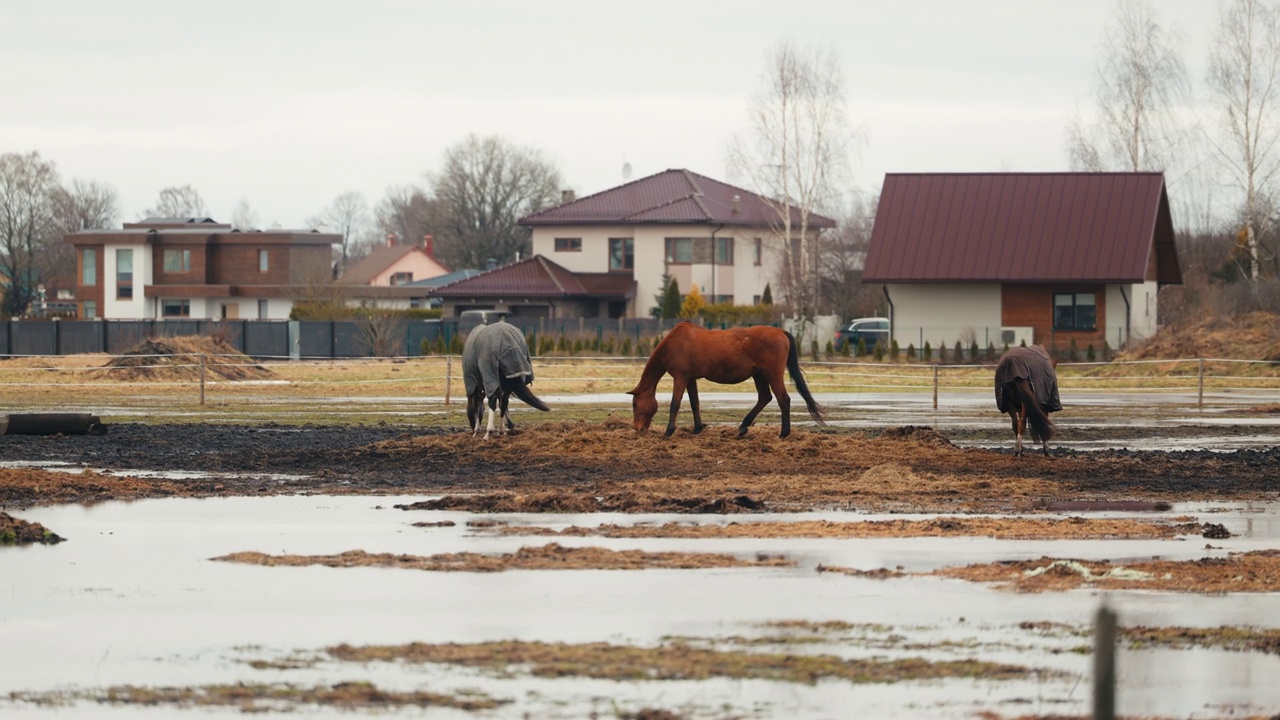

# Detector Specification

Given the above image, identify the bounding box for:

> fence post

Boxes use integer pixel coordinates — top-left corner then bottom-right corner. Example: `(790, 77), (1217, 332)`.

(1198, 358), (1204, 408)
(445, 355), (452, 405)
(932, 364), (939, 410)
(1093, 601), (1117, 720)
(199, 353), (207, 406)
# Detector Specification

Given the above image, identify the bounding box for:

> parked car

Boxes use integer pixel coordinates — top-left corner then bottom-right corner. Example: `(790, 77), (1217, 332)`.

(834, 317), (890, 353)
(459, 309), (507, 325)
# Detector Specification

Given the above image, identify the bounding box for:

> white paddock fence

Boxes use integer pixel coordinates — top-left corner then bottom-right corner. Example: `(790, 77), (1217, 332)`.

(0, 354), (1276, 421)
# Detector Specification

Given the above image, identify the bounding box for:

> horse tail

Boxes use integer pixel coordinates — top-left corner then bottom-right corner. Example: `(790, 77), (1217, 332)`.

(1014, 378), (1054, 443)
(784, 330), (827, 425)
(509, 378), (551, 412)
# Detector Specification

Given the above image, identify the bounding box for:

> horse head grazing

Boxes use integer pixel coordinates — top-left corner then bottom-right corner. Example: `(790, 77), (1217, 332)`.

(627, 385), (657, 432)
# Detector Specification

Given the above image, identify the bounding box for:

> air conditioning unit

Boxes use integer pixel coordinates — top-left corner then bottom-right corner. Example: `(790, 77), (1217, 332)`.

(1000, 326), (1034, 348)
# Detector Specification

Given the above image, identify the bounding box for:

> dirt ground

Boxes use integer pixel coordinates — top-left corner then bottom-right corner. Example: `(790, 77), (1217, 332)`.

(1, 420), (1276, 514)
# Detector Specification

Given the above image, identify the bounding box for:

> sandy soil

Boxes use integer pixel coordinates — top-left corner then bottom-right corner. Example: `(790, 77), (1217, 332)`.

(2, 421), (1276, 515)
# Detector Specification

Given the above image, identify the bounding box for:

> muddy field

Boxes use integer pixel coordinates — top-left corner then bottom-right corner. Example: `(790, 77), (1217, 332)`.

(1, 420), (1277, 513)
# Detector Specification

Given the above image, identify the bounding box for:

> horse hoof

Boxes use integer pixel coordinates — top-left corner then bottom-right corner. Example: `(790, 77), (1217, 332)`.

(693, 424), (707, 434)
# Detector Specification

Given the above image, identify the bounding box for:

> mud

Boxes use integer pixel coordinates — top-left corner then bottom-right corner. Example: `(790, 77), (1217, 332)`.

(2, 420), (1277, 514)
(0, 511), (63, 545)
(210, 543), (795, 572)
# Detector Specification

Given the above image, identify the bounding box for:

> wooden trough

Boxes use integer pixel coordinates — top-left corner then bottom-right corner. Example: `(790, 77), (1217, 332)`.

(0, 413), (107, 436)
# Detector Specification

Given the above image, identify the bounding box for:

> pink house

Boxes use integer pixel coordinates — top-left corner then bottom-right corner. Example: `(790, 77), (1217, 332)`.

(338, 235), (452, 308)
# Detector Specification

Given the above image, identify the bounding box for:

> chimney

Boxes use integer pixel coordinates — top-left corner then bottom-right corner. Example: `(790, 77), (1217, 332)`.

(423, 234), (434, 257)
(732, 194), (740, 213)
(485, 258), (497, 271)
(386, 232), (398, 247)
(561, 189), (576, 204)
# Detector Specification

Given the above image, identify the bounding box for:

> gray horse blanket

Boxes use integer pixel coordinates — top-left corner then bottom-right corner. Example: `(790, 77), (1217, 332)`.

(462, 322), (535, 400)
(994, 345), (1062, 414)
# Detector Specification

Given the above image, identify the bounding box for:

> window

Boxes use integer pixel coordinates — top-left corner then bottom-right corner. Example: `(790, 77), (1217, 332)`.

(1053, 292), (1097, 331)
(83, 301), (96, 319)
(609, 237), (634, 271)
(715, 237), (734, 265)
(162, 299), (190, 317)
(258, 249), (269, 272)
(82, 249), (97, 286)
(116, 248), (133, 300)
(163, 249), (191, 273)
(258, 299), (269, 319)
(711, 294), (733, 304)
(753, 238), (762, 266)
(554, 237), (582, 252)
(391, 271), (413, 285)
(665, 237), (693, 264)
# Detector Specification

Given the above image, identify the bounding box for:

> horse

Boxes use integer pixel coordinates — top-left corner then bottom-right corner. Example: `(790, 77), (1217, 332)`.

(462, 321), (550, 439)
(627, 321), (826, 438)
(994, 344), (1061, 456)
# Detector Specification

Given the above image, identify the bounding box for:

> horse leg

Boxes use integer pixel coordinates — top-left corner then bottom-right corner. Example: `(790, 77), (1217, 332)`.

(687, 379), (707, 434)
(467, 391), (482, 435)
(1015, 405), (1027, 457)
(738, 373), (773, 438)
(499, 390), (514, 432)
(769, 371), (793, 439)
(664, 376), (688, 437)
(483, 394), (499, 440)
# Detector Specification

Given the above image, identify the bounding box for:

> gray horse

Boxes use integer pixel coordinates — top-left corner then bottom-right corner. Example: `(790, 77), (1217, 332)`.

(462, 322), (550, 438)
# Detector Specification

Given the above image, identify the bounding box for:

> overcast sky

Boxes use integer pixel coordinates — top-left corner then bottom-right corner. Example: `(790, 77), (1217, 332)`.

(6, 0), (1222, 229)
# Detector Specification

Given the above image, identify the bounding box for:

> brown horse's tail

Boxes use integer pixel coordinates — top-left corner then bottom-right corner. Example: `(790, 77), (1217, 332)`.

(1014, 378), (1055, 443)
(784, 330), (827, 425)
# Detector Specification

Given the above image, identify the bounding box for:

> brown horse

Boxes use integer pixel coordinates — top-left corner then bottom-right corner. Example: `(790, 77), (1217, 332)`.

(627, 321), (826, 438)
(994, 345), (1061, 456)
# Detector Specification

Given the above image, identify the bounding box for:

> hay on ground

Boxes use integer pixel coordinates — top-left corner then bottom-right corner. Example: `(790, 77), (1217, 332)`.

(102, 336), (275, 381)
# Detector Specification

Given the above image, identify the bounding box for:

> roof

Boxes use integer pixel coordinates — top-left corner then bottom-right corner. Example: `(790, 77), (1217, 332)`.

(339, 244), (450, 286)
(430, 255), (635, 299)
(518, 168), (837, 229)
(406, 269), (483, 288)
(862, 172), (1182, 285)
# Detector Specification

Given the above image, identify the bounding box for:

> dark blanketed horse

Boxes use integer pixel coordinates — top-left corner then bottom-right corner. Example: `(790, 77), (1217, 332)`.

(627, 321), (826, 438)
(462, 322), (549, 439)
(994, 345), (1061, 456)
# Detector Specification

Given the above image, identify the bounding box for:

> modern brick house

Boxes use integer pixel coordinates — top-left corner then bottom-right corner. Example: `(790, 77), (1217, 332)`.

(64, 218), (340, 320)
(518, 169), (835, 318)
(862, 172), (1182, 353)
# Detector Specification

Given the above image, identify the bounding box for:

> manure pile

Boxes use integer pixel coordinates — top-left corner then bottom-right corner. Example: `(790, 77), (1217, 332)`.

(103, 336), (275, 381)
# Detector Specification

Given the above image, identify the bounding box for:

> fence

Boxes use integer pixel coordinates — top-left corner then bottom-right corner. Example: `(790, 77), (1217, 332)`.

(1, 353), (1276, 424)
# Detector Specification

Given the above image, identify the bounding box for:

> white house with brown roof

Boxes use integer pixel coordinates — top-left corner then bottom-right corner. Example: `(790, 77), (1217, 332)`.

(862, 172), (1182, 354)
(518, 169), (835, 318)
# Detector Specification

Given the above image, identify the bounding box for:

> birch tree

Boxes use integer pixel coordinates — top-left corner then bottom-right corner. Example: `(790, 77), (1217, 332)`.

(1068, 0), (1189, 172)
(1207, 0), (1280, 282)
(728, 40), (853, 335)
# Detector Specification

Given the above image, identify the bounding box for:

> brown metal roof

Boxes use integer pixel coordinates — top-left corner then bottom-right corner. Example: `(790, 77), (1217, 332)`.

(430, 255), (635, 299)
(862, 172), (1182, 285)
(519, 168), (836, 229)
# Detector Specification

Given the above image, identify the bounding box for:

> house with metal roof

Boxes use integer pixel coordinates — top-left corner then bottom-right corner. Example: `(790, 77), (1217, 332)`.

(517, 168), (836, 318)
(429, 255), (635, 319)
(862, 172), (1182, 353)
(64, 218), (340, 320)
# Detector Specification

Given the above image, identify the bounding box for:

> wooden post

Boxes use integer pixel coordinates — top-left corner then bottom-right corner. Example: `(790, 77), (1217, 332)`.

(1093, 601), (1117, 720)
(1197, 358), (1204, 409)
(932, 364), (939, 410)
(445, 355), (452, 405)
(199, 353), (206, 406)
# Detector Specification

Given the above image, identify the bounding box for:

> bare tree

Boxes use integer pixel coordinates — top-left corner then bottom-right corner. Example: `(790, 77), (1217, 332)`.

(727, 41), (855, 336)
(309, 191), (369, 275)
(1068, 0), (1190, 172)
(426, 134), (562, 270)
(374, 184), (436, 257)
(0, 152), (63, 316)
(45, 179), (120, 299)
(231, 198), (259, 230)
(820, 191), (879, 323)
(1207, 0), (1280, 282)
(145, 184), (208, 219)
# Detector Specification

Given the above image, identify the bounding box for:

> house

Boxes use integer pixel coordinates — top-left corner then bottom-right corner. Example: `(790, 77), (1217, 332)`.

(337, 234), (451, 309)
(518, 168), (836, 318)
(429, 255), (635, 319)
(64, 217), (340, 320)
(861, 172), (1182, 353)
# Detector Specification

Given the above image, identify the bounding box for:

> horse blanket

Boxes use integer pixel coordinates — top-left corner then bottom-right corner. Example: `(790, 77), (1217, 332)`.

(462, 322), (535, 401)
(994, 345), (1062, 414)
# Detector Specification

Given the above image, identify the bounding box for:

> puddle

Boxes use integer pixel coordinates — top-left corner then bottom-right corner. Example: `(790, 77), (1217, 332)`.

(3, 496), (1280, 717)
